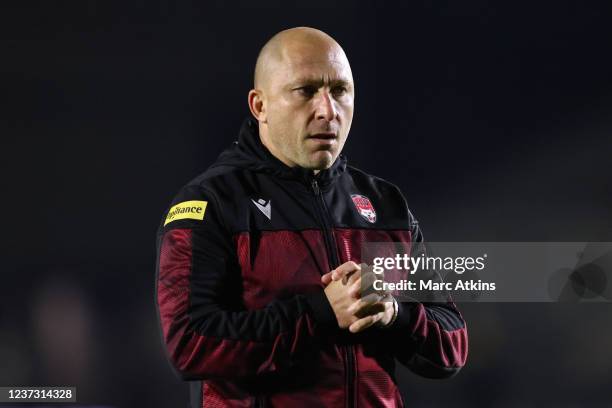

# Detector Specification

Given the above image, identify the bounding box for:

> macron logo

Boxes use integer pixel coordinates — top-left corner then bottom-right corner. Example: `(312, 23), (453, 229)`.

(251, 198), (271, 220)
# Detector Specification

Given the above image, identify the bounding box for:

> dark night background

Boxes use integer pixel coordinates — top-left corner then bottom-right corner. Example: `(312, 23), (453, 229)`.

(2, 2), (612, 407)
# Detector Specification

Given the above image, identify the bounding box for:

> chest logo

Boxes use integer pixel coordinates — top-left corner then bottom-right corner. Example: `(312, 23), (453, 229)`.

(251, 198), (271, 220)
(351, 194), (376, 223)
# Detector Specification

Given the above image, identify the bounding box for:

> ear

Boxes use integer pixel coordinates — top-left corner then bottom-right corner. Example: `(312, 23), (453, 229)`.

(248, 89), (267, 123)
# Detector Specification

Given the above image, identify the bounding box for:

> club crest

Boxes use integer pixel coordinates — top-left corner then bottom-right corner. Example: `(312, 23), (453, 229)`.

(351, 194), (376, 223)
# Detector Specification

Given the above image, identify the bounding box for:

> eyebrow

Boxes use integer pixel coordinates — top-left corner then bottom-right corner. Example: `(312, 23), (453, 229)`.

(289, 77), (353, 88)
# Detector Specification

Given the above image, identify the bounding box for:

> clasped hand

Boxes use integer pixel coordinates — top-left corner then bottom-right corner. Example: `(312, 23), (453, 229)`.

(321, 261), (395, 333)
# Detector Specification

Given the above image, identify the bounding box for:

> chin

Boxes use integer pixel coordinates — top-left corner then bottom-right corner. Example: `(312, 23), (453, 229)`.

(313, 161), (334, 171)
(305, 152), (336, 170)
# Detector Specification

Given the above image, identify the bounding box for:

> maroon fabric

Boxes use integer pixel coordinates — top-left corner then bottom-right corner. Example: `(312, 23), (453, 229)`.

(160, 228), (466, 407)
(409, 303), (469, 368)
(202, 382), (252, 408)
(355, 345), (404, 408)
(157, 228), (193, 369)
(333, 228), (413, 265)
(158, 229), (309, 380)
(235, 230), (330, 308)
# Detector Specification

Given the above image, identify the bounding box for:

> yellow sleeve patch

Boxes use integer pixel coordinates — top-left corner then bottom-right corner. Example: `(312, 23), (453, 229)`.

(164, 200), (208, 226)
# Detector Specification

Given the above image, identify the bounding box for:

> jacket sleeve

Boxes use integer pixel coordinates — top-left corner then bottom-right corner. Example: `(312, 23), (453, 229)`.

(155, 184), (337, 381)
(384, 195), (469, 379)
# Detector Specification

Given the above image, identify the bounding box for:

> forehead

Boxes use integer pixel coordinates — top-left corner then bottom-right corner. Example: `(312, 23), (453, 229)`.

(275, 43), (353, 85)
(284, 61), (353, 84)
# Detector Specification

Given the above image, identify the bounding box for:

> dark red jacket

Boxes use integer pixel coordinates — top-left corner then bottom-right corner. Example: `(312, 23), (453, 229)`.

(155, 118), (468, 407)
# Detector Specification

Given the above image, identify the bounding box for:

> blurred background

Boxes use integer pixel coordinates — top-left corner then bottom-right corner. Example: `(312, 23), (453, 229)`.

(2, 1), (612, 407)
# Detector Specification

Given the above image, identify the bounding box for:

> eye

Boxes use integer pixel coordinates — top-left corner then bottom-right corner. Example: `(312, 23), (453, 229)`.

(295, 85), (318, 98)
(331, 86), (348, 97)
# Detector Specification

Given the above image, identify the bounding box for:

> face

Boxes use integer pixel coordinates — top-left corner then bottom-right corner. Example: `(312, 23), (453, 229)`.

(258, 42), (355, 170)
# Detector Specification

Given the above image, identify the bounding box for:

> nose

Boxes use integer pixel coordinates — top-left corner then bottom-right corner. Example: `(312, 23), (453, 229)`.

(314, 90), (337, 122)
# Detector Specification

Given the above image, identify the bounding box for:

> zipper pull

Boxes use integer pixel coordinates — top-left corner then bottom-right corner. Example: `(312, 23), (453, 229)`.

(311, 179), (320, 195)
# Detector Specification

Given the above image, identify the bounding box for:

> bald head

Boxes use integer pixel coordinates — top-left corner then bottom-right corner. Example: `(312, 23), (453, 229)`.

(254, 27), (351, 90)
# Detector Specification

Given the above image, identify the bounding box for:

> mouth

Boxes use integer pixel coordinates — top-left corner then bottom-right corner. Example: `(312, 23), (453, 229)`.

(307, 133), (338, 141)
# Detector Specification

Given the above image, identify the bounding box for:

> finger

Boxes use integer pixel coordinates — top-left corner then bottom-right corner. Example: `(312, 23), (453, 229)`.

(380, 300), (395, 325)
(360, 271), (382, 296)
(331, 261), (361, 282)
(348, 293), (385, 316)
(349, 270), (379, 297)
(349, 312), (385, 333)
(343, 271), (358, 286)
(322, 268), (340, 282)
(321, 271), (333, 285)
(330, 269), (344, 281)
(346, 263), (367, 285)
(345, 270), (363, 285)
(349, 277), (362, 298)
(355, 303), (385, 319)
(334, 261), (360, 278)
(348, 273), (372, 299)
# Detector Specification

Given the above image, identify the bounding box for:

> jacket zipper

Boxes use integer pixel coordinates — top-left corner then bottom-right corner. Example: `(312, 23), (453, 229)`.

(311, 178), (356, 408)
(311, 179), (339, 268)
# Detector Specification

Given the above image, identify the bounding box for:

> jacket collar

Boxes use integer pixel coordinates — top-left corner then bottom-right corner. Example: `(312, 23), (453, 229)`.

(230, 116), (347, 187)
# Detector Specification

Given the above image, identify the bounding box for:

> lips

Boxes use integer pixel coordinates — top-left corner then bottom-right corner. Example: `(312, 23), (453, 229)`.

(307, 133), (337, 140)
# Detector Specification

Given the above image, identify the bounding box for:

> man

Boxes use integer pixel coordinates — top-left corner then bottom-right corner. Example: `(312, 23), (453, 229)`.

(155, 27), (467, 407)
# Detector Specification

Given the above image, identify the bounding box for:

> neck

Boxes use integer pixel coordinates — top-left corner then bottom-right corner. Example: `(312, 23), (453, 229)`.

(259, 128), (296, 168)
